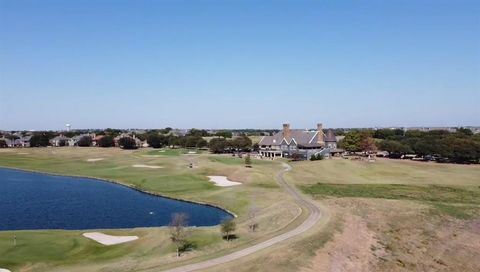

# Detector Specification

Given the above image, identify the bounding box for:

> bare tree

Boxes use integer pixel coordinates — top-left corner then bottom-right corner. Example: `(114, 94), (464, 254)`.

(221, 218), (236, 241)
(169, 213), (189, 257)
(248, 204), (259, 232)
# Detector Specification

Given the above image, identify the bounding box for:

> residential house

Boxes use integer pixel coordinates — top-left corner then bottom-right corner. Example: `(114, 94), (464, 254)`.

(114, 133), (142, 148)
(19, 135), (31, 147)
(50, 135), (71, 147)
(92, 134), (104, 146)
(69, 134), (91, 146)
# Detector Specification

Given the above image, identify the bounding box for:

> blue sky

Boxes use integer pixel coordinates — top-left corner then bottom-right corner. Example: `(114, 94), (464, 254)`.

(1, 0), (479, 130)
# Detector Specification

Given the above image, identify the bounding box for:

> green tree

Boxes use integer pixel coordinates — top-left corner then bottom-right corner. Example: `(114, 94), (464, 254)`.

(147, 134), (167, 148)
(29, 134), (50, 147)
(231, 135), (252, 150)
(373, 129), (395, 139)
(160, 127), (173, 134)
(310, 153), (324, 161)
(185, 136), (201, 148)
(186, 128), (209, 137)
(196, 138), (208, 148)
(377, 140), (411, 155)
(340, 131), (376, 153)
(209, 138), (227, 153)
(77, 136), (92, 147)
(338, 131), (362, 152)
(457, 127), (473, 136)
(98, 136), (115, 147)
(118, 137), (137, 149)
(215, 131), (233, 138)
(0, 139), (7, 148)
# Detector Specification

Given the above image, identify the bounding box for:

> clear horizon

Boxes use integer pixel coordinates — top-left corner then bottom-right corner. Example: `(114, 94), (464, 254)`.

(1, 0), (479, 131)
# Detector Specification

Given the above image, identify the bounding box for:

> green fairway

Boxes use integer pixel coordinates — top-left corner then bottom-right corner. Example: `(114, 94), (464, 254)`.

(1, 149), (480, 271)
(299, 183), (480, 204)
(286, 158), (480, 186)
(0, 147), (300, 271)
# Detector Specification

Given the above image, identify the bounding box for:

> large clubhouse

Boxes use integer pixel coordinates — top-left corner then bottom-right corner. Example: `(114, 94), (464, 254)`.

(258, 123), (338, 160)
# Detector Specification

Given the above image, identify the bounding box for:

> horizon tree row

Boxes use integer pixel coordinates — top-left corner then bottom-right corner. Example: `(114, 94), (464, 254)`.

(338, 128), (480, 164)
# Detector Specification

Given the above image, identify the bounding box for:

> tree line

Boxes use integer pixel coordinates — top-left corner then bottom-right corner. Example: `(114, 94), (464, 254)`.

(339, 128), (480, 164)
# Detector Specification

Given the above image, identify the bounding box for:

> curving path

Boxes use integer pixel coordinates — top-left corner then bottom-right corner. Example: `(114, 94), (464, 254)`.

(161, 163), (322, 272)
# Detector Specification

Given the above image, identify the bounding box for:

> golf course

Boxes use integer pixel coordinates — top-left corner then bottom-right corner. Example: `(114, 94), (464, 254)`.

(1, 147), (479, 271)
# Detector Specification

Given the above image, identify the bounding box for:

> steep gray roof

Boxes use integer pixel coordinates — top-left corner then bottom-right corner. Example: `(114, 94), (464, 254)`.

(51, 135), (70, 141)
(324, 129), (336, 142)
(259, 129), (336, 146)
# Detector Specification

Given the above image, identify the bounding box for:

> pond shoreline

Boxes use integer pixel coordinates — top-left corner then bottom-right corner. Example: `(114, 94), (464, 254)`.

(0, 166), (237, 230)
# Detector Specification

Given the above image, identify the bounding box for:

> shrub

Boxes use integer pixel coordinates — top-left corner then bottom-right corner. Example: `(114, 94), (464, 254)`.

(98, 136), (114, 147)
(310, 153), (324, 161)
(118, 137), (137, 149)
(77, 136), (92, 147)
(147, 134), (167, 148)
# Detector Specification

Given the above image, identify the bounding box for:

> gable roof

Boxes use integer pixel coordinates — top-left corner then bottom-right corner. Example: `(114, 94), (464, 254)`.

(259, 129), (336, 146)
(324, 129), (336, 142)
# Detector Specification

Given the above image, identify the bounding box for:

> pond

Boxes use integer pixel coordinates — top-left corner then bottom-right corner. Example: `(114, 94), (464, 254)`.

(0, 168), (232, 230)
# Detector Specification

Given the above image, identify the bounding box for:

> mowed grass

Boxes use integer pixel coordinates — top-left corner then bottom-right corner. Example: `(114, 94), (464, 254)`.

(0, 228), (223, 271)
(287, 158), (480, 186)
(0, 147), (304, 271)
(293, 158), (480, 220)
(299, 184), (480, 204)
(0, 231), (137, 268)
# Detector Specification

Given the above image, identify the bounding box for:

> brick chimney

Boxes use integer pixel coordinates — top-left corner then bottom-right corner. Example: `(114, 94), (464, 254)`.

(283, 123), (291, 139)
(317, 123), (325, 146)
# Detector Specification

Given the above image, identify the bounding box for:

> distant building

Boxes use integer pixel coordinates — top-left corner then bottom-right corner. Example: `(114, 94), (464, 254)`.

(0, 136), (30, 147)
(92, 135), (104, 146)
(258, 123), (338, 160)
(50, 135), (71, 147)
(114, 133), (143, 148)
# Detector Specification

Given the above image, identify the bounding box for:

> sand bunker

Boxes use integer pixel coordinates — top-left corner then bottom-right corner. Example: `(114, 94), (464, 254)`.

(132, 164), (163, 169)
(188, 151), (197, 154)
(87, 158), (104, 162)
(0, 268), (12, 272)
(83, 232), (138, 245)
(207, 176), (242, 187)
(17, 152), (29, 155)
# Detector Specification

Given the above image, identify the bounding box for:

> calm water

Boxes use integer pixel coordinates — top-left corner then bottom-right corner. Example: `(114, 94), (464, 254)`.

(0, 168), (232, 230)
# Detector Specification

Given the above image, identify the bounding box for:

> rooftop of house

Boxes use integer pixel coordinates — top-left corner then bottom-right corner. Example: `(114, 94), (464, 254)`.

(259, 125), (336, 147)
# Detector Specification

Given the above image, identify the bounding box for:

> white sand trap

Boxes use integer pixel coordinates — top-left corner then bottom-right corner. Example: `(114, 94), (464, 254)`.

(132, 164), (163, 169)
(188, 151), (197, 154)
(17, 152), (29, 155)
(141, 155), (162, 158)
(83, 232), (138, 245)
(87, 158), (104, 162)
(0, 269), (12, 272)
(207, 176), (242, 187)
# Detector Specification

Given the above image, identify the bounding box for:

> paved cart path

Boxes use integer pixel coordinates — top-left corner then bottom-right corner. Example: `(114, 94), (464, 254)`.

(161, 163), (322, 272)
